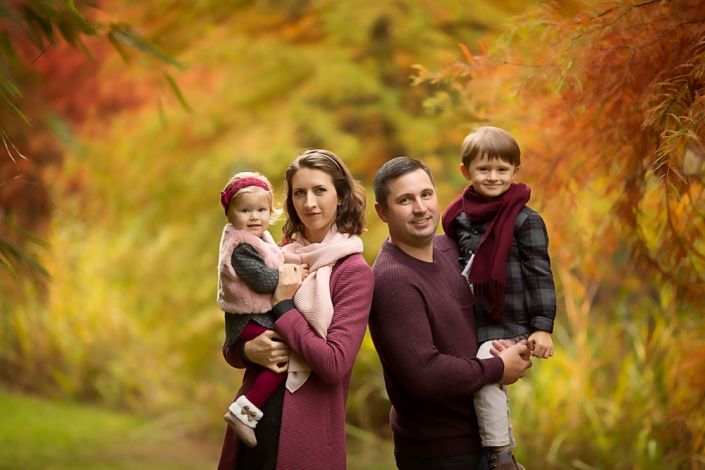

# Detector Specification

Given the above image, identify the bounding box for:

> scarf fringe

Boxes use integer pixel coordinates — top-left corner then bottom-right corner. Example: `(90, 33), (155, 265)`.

(473, 280), (506, 322)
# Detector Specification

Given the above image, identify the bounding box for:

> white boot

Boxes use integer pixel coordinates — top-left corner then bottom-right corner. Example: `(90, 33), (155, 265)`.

(224, 395), (264, 448)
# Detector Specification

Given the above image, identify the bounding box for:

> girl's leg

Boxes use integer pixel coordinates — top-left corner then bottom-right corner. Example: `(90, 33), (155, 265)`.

(235, 320), (286, 408)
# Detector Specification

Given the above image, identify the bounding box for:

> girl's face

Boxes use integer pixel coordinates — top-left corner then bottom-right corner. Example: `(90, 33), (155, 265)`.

(290, 168), (340, 243)
(228, 189), (271, 237)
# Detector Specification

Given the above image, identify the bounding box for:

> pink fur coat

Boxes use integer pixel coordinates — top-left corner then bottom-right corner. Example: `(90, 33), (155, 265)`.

(217, 224), (284, 314)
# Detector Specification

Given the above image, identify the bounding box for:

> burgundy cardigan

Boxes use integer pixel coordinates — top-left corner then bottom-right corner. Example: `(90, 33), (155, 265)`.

(218, 253), (374, 470)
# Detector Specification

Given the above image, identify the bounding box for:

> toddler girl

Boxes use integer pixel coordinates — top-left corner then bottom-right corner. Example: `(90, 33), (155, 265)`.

(217, 172), (306, 448)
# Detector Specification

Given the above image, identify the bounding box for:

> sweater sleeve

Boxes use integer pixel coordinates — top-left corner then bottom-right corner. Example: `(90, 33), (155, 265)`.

(516, 212), (556, 333)
(273, 256), (374, 385)
(369, 263), (503, 398)
(231, 243), (280, 294)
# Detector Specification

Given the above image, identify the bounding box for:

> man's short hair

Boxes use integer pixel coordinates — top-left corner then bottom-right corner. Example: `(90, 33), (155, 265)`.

(373, 157), (435, 209)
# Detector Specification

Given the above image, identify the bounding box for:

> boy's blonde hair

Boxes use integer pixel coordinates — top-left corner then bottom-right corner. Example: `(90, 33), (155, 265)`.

(222, 171), (283, 224)
(460, 126), (521, 168)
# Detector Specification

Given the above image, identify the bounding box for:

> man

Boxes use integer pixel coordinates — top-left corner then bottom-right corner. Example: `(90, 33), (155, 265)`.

(369, 157), (532, 469)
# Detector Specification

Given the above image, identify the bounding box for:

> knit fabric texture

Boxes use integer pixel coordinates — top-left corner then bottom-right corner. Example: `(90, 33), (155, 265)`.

(279, 226), (363, 392)
(369, 235), (504, 459)
(217, 253), (374, 470)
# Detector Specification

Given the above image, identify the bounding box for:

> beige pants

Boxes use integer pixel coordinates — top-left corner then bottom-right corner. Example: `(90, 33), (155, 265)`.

(474, 334), (528, 448)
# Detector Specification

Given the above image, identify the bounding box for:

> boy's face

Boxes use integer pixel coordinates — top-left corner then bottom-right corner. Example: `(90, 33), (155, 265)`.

(227, 189), (271, 237)
(460, 152), (519, 202)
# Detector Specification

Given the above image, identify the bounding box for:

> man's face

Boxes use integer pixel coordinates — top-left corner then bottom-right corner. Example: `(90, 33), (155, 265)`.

(375, 169), (440, 252)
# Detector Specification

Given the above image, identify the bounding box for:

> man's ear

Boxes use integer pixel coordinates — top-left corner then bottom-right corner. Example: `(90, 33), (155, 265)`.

(374, 202), (388, 223)
(459, 163), (471, 181)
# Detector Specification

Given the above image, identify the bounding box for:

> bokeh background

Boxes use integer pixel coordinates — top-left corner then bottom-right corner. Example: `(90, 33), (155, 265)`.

(1, 1), (704, 469)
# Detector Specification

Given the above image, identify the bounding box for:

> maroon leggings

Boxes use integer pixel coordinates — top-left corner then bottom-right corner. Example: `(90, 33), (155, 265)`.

(237, 321), (287, 409)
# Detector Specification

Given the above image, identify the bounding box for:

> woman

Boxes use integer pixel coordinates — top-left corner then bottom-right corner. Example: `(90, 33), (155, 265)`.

(218, 149), (374, 469)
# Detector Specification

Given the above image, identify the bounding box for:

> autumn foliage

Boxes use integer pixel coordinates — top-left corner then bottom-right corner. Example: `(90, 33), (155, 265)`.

(416, 0), (705, 302)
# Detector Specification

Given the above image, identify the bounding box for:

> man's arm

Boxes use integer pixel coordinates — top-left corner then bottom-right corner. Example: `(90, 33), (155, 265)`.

(369, 270), (504, 398)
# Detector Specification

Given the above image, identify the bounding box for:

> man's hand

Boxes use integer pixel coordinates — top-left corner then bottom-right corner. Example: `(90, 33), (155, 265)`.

(497, 343), (532, 385)
(527, 330), (553, 359)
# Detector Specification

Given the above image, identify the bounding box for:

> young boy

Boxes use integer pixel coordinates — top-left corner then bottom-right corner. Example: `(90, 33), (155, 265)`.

(441, 126), (556, 470)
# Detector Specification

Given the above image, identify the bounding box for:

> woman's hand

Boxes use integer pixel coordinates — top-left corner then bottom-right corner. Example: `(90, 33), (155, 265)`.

(243, 330), (291, 374)
(272, 264), (307, 304)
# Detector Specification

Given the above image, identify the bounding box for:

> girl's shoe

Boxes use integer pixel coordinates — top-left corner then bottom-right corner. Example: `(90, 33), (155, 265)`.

(224, 395), (264, 448)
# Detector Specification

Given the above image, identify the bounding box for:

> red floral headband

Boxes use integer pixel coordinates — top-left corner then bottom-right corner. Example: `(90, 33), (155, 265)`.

(220, 177), (271, 215)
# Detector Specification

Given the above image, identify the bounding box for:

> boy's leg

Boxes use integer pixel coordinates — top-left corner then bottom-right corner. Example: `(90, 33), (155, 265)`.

(474, 334), (528, 449)
(474, 340), (514, 449)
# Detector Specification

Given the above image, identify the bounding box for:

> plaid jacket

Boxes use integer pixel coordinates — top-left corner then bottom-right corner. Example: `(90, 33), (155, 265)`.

(450, 206), (556, 343)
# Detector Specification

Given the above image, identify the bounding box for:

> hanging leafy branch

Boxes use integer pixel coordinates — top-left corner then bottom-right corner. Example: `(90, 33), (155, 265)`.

(0, 0), (186, 278)
(415, 0), (705, 301)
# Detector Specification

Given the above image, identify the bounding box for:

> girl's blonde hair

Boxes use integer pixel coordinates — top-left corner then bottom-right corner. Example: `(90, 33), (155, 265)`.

(222, 171), (283, 224)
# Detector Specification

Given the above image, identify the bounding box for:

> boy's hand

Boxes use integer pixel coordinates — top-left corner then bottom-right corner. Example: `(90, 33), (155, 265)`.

(527, 331), (553, 359)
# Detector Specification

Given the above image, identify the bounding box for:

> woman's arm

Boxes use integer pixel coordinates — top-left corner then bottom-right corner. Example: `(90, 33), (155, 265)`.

(222, 331), (290, 373)
(272, 256), (374, 384)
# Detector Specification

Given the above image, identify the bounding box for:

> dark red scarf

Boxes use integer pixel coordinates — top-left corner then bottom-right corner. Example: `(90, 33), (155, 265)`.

(463, 183), (530, 321)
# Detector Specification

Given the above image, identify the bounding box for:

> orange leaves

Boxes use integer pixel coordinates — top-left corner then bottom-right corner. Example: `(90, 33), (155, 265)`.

(417, 0), (705, 302)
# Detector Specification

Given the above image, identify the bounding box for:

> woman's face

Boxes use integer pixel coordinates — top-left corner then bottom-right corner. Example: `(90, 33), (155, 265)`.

(290, 168), (340, 243)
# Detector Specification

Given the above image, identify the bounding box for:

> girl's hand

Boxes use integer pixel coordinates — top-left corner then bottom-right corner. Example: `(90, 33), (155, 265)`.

(243, 330), (290, 374)
(299, 264), (309, 281)
(272, 264), (304, 304)
(527, 331), (554, 359)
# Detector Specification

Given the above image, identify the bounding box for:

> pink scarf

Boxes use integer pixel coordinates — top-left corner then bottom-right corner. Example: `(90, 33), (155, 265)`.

(280, 226), (364, 392)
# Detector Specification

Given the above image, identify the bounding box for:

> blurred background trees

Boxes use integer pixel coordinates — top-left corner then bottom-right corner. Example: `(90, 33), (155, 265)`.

(1, 0), (703, 469)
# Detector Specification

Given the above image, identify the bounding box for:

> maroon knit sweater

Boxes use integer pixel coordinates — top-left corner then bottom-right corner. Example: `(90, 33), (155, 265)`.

(369, 235), (504, 458)
(218, 253), (374, 470)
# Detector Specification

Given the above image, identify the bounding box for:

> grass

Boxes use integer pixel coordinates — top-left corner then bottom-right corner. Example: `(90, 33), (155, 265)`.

(0, 389), (220, 470)
(0, 388), (397, 470)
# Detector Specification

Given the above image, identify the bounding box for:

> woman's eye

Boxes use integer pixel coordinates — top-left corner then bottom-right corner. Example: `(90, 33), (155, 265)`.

(294, 190), (304, 196)
(315, 187), (326, 193)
